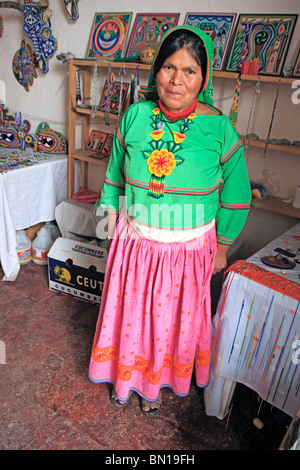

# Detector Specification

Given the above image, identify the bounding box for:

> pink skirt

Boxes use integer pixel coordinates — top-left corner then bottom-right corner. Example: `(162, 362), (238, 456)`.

(88, 216), (217, 403)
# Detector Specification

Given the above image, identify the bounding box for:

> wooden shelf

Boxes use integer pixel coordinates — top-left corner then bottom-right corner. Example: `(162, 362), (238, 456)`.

(251, 194), (300, 219)
(73, 148), (110, 165)
(72, 106), (120, 121)
(242, 136), (300, 155)
(70, 60), (294, 83)
(70, 58), (151, 71)
(240, 74), (295, 84)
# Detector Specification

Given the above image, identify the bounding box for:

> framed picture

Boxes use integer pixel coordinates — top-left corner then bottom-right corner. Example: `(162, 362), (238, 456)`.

(87, 13), (133, 59)
(126, 13), (180, 58)
(225, 14), (298, 76)
(184, 13), (236, 71)
(99, 80), (130, 114)
(85, 130), (114, 157)
(292, 48), (300, 77)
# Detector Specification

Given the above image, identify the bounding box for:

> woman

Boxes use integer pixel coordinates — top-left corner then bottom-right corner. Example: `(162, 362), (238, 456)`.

(89, 26), (251, 416)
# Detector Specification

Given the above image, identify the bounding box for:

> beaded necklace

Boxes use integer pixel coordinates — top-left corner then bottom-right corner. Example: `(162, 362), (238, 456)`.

(142, 99), (198, 198)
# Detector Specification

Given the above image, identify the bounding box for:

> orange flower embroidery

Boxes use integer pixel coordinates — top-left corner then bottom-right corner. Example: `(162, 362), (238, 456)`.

(149, 129), (165, 141)
(173, 132), (186, 144)
(152, 107), (160, 115)
(147, 149), (176, 177)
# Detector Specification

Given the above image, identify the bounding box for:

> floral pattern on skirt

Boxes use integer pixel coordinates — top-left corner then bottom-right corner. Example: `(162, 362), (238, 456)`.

(89, 216), (216, 403)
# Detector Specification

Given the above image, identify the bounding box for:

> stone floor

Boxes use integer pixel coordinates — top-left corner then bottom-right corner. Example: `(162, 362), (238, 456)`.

(0, 261), (291, 451)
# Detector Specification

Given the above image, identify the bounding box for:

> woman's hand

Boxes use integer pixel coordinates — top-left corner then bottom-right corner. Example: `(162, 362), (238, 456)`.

(213, 242), (229, 275)
(105, 238), (112, 252)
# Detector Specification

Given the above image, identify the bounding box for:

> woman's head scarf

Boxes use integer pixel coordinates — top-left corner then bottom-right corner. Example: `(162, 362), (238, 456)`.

(138, 25), (214, 105)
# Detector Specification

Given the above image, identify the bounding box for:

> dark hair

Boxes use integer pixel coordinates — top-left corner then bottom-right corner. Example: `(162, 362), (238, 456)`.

(153, 29), (207, 92)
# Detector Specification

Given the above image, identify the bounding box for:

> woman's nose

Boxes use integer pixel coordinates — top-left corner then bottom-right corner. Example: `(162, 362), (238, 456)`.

(170, 70), (182, 85)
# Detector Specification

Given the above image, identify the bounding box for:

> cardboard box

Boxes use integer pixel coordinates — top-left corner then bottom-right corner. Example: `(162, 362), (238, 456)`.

(48, 237), (107, 304)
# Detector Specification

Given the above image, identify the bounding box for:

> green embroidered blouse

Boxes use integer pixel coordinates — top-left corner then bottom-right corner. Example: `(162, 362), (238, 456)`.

(97, 100), (251, 245)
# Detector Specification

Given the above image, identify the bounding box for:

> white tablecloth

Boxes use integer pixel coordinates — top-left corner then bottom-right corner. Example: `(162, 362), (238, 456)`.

(204, 223), (300, 419)
(0, 154), (70, 281)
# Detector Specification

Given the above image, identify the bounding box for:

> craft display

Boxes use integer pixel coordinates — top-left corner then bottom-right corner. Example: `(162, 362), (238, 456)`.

(63, 0), (79, 21)
(0, 0), (57, 91)
(99, 79), (129, 116)
(87, 12), (132, 60)
(12, 40), (38, 92)
(183, 13), (236, 71)
(293, 48), (300, 78)
(85, 130), (113, 159)
(126, 13), (180, 58)
(226, 14), (298, 76)
(0, 107), (67, 154)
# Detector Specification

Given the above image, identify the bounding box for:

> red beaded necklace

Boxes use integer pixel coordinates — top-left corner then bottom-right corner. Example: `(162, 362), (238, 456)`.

(158, 97), (198, 122)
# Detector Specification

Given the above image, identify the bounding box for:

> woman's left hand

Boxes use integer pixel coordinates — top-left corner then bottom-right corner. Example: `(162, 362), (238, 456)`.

(213, 243), (229, 275)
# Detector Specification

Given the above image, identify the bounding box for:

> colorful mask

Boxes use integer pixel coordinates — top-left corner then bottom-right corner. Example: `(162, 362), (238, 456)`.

(37, 125), (68, 154)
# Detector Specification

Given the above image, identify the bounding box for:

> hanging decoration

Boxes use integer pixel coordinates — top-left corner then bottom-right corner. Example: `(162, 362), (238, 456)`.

(263, 79), (282, 158)
(244, 77), (261, 149)
(117, 64), (126, 123)
(12, 39), (38, 91)
(104, 64), (114, 126)
(0, 0), (57, 89)
(63, 0), (79, 21)
(21, 1), (57, 73)
(229, 74), (241, 128)
(0, 15), (3, 36)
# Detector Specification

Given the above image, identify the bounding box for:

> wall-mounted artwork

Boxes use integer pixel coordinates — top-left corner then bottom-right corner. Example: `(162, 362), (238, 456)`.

(126, 13), (180, 58)
(292, 48), (300, 77)
(86, 130), (114, 157)
(226, 14), (298, 76)
(99, 80), (130, 114)
(184, 13), (236, 71)
(87, 13), (133, 59)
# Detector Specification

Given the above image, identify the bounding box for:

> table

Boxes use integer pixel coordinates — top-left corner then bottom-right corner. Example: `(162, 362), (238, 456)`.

(204, 223), (300, 419)
(0, 151), (77, 281)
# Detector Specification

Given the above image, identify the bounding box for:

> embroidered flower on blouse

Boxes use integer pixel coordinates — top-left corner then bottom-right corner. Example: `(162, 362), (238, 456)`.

(152, 107), (160, 115)
(147, 149), (176, 177)
(150, 129), (165, 141)
(173, 132), (186, 144)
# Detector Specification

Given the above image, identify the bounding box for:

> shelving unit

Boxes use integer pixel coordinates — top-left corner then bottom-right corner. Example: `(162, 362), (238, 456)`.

(68, 59), (299, 218)
(68, 59), (150, 198)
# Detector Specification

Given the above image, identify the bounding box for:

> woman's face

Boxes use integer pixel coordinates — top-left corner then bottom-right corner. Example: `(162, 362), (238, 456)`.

(156, 47), (203, 114)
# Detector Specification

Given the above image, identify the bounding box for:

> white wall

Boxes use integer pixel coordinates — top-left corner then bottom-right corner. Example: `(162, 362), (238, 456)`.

(0, 0), (299, 198)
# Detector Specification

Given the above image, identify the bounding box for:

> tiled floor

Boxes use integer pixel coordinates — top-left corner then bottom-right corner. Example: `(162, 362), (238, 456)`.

(0, 261), (291, 451)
